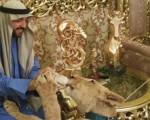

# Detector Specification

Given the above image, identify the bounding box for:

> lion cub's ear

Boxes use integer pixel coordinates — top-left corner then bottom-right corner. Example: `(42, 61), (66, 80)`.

(105, 90), (124, 105)
(97, 87), (125, 107)
(92, 101), (117, 117)
(93, 84), (124, 117)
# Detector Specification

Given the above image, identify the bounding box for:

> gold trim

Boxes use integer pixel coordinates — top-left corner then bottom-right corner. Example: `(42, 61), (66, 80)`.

(21, 0), (109, 17)
(113, 68), (150, 119)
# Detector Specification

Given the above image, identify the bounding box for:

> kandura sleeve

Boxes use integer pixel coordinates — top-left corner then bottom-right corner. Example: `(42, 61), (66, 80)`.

(0, 71), (31, 96)
(0, 58), (40, 97)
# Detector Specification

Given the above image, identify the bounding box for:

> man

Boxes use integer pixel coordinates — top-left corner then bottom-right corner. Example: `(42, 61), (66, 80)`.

(0, 0), (45, 119)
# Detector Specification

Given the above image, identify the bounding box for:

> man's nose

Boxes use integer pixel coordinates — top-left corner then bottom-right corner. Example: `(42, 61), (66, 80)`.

(20, 19), (27, 28)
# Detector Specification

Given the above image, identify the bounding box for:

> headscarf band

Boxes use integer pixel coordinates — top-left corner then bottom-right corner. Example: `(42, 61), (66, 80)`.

(0, 6), (31, 14)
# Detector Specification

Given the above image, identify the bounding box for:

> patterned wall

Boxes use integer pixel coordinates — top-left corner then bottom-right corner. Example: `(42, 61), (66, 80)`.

(1, 0), (148, 76)
(33, 8), (109, 72)
(0, 0), (114, 77)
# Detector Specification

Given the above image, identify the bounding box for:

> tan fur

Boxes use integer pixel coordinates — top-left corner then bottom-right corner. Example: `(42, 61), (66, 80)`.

(4, 100), (42, 120)
(3, 68), (124, 119)
(34, 67), (61, 120)
(66, 75), (124, 117)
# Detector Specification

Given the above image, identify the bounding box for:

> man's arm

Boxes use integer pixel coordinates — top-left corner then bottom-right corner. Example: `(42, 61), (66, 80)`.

(0, 57), (40, 97)
(0, 73), (31, 97)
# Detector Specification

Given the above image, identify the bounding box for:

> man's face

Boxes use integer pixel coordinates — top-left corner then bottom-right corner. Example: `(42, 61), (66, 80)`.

(10, 17), (28, 37)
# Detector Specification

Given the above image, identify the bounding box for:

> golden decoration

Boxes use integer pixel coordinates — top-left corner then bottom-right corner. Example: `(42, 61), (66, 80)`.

(56, 19), (87, 72)
(21, 0), (109, 17)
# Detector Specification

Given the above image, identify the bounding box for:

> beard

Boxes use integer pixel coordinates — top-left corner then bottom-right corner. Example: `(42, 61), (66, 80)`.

(14, 28), (25, 37)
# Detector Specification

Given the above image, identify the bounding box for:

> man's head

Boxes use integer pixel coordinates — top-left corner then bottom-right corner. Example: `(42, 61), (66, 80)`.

(0, 0), (31, 37)
(10, 17), (28, 37)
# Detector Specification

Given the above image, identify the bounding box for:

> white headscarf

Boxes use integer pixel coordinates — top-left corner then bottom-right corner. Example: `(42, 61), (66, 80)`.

(0, 0), (34, 77)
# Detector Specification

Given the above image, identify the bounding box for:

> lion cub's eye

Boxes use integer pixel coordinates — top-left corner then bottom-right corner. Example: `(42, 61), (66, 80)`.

(70, 85), (74, 90)
(90, 80), (95, 84)
(67, 84), (74, 90)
